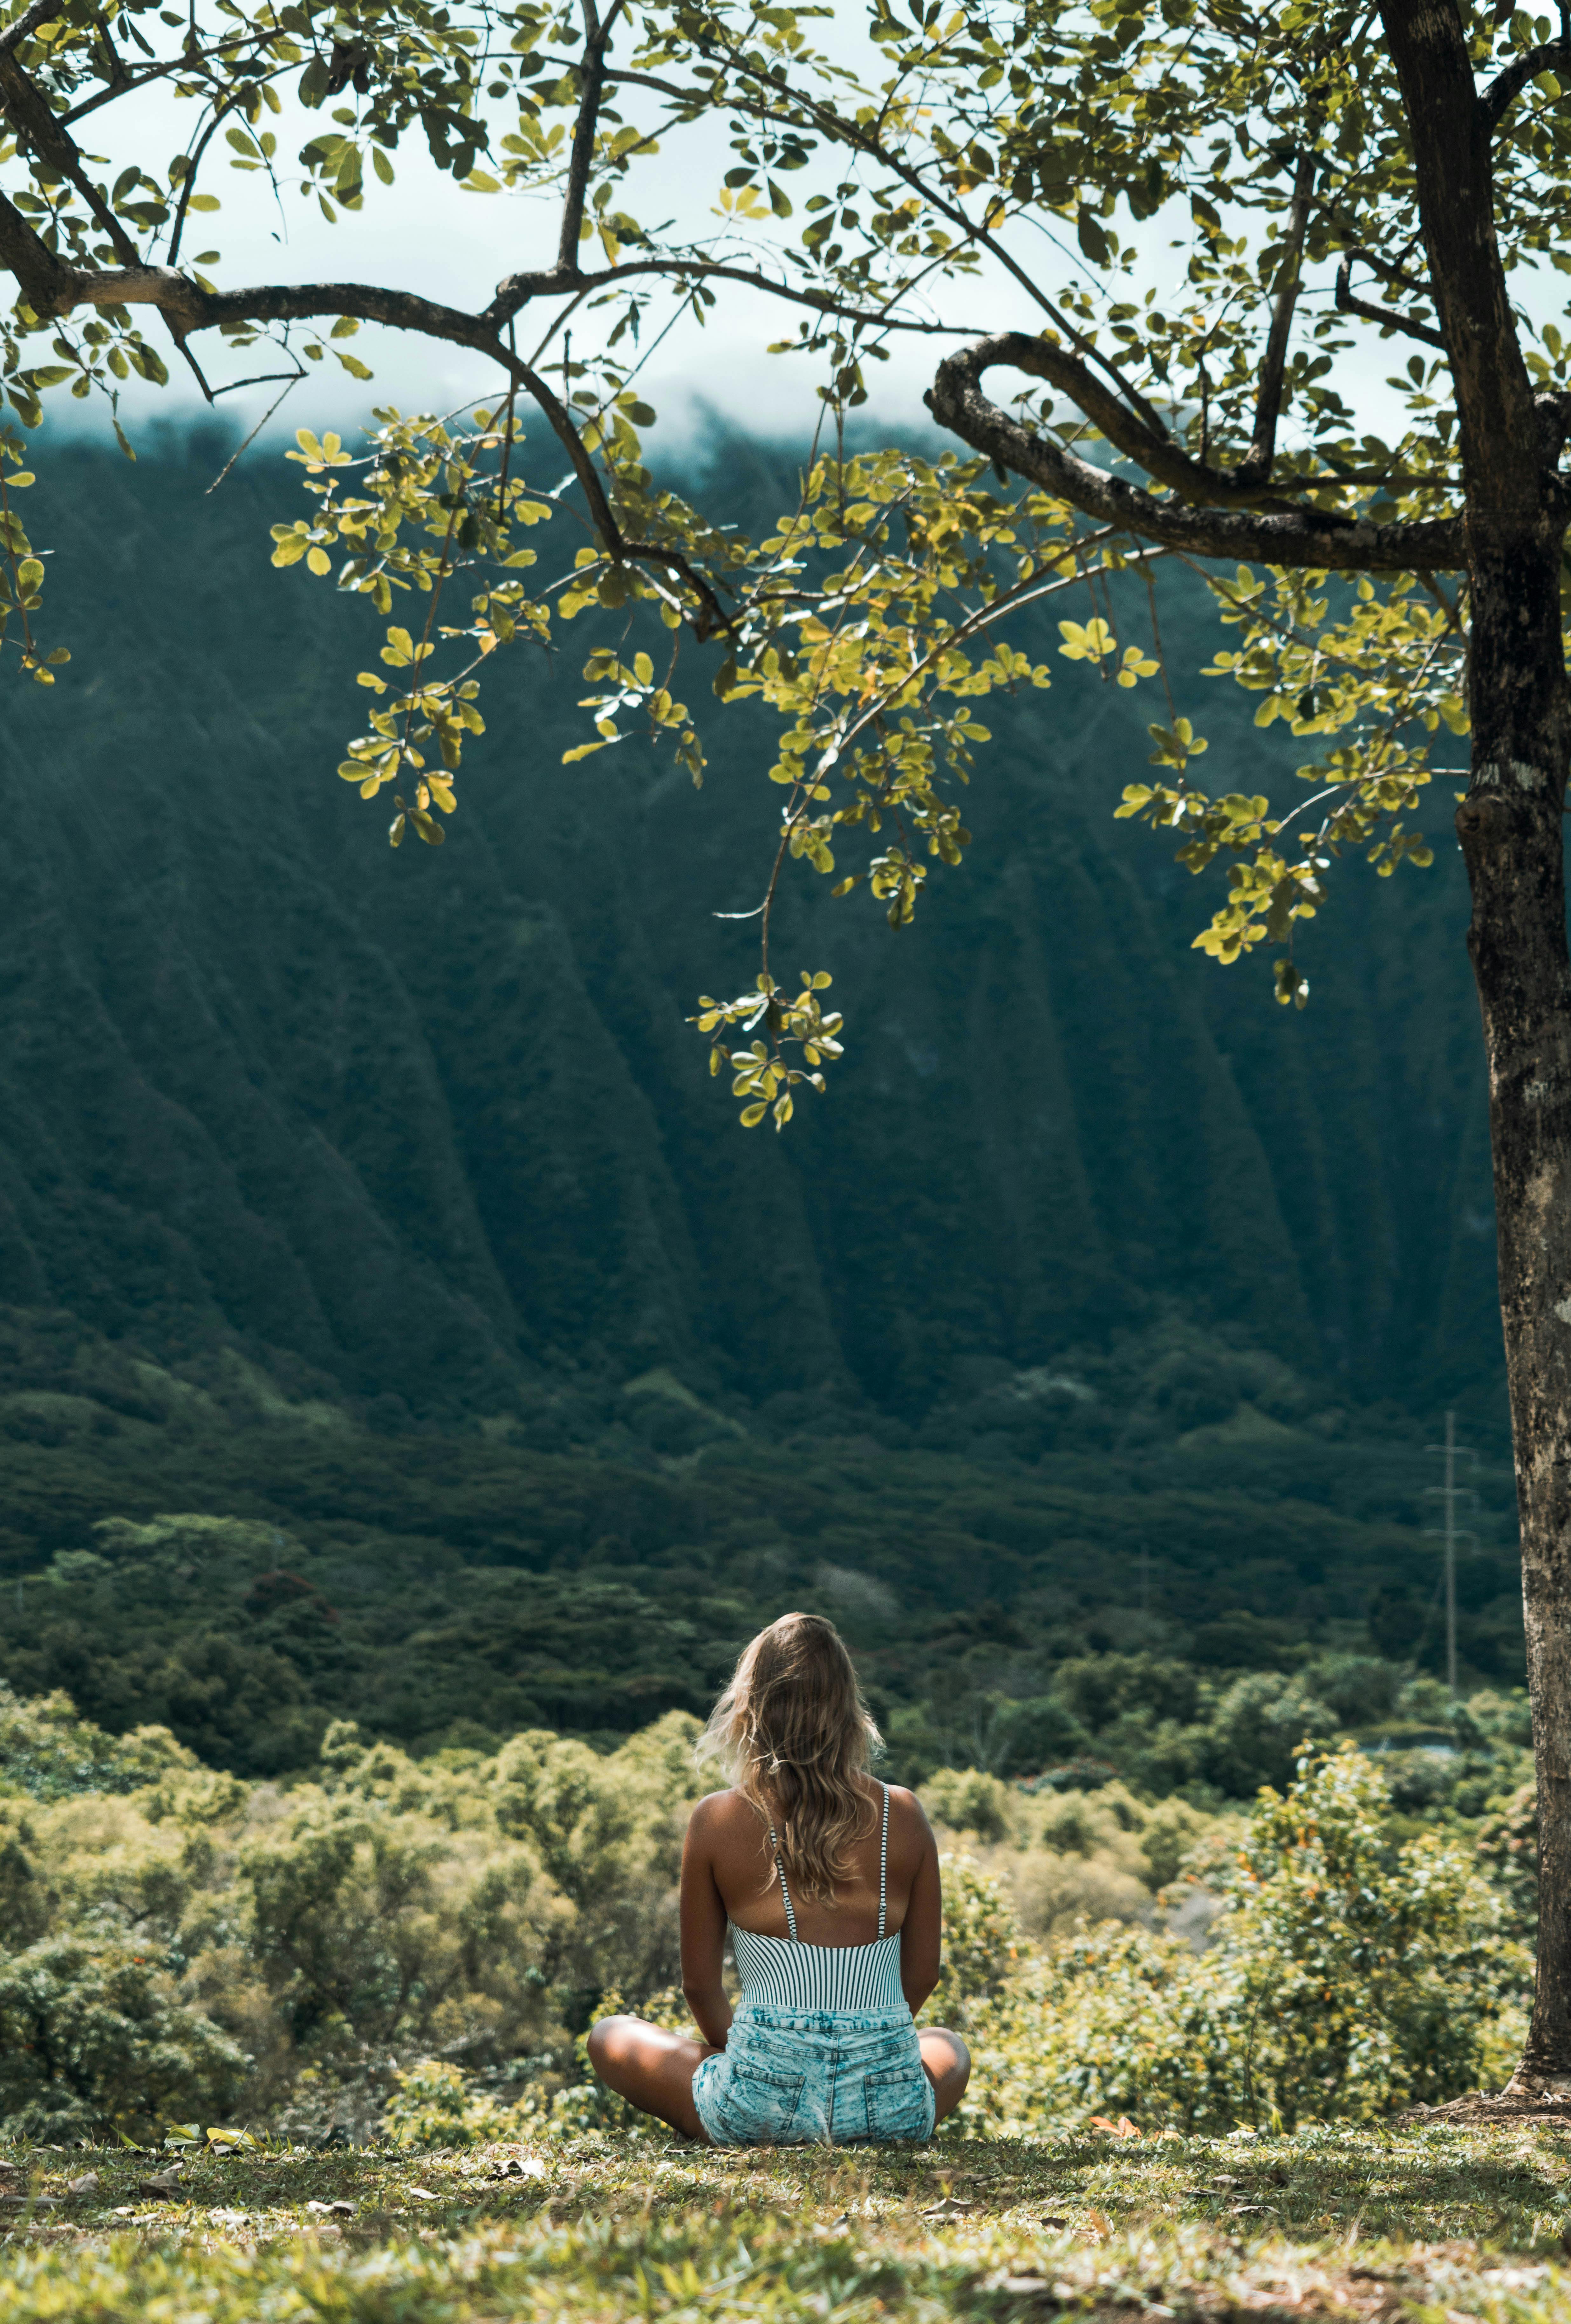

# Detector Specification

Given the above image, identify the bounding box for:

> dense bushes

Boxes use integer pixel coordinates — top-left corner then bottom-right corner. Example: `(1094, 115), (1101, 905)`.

(959, 1746), (1529, 2136)
(0, 1682), (1537, 2143)
(0, 1687), (704, 2140)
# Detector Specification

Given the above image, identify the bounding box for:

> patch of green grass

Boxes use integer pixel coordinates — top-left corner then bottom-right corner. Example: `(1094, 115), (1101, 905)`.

(4, 2125), (1571, 2320)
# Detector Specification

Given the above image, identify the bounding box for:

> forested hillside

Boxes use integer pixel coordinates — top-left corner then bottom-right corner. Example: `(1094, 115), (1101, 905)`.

(2, 430), (1500, 1426)
(0, 431), (1524, 1758)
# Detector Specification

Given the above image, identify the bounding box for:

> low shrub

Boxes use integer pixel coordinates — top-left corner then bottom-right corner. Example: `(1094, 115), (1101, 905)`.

(0, 1694), (706, 2139)
(0, 1685), (1535, 2146)
(957, 1744), (1529, 2136)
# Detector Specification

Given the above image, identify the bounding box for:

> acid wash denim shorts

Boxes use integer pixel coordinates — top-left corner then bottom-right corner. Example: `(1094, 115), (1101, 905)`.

(692, 2004), (936, 2146)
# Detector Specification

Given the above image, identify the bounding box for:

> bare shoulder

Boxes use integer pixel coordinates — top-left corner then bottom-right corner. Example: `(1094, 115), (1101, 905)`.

(686, 1788), (763, 1842)
(881, 1780), (931, 1824)
(875, 1780), (934, 1851)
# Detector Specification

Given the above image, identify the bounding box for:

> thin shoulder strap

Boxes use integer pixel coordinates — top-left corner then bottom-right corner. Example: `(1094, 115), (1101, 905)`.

(767, 1822), (798, 1943)
(878, 1780), (890, 1939)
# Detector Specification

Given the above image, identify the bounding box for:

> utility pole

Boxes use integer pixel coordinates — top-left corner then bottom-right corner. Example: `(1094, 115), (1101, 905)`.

(1425, 1411), (1477, 1698)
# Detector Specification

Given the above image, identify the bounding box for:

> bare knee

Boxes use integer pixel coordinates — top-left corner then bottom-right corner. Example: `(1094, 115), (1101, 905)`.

(588, 2014), (637, 2075)
(921, 2026), (972, 2106)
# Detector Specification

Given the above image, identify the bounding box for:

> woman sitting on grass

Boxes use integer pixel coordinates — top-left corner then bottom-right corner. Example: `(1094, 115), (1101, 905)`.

(590, 1611), (971, 2144)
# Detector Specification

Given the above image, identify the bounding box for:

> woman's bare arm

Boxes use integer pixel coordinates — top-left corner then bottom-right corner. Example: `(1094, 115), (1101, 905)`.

(899, 1801), (944, 2016)
(679, 1795), (734, 2048)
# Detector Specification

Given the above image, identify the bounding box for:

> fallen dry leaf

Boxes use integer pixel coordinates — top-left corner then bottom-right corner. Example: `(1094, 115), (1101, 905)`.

(66, 2173), (100, 2198)
(307, 2198), (357, 2218)
(922, 2197), (976, 2219)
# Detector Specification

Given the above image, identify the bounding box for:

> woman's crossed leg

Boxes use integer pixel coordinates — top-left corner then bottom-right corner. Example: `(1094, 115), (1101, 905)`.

(586, 2015), (972, 2144)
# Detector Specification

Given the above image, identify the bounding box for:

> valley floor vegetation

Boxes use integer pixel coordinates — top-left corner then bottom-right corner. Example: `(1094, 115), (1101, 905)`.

(0, 1681), (1536, 2150)
(0, 1304), (1526, 1793)
(0, 1669), (1551, 2322)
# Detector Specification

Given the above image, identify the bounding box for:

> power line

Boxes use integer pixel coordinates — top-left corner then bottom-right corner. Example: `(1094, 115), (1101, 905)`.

(1425, 1409), (1477, 1697)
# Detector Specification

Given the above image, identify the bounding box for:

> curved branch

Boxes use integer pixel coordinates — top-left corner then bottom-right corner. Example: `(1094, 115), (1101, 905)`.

(484, 252), (977, 335)
(950, 328), (1334, 511)
(1335, 255), (1446, 349)
(926, 334), (1467, 574)
(167, 88), (245, 267)
(1482, 38), (1571, 133)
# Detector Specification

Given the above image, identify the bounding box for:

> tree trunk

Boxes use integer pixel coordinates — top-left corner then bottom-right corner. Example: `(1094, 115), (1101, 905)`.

(1457, 537), (1571, 2086)
(1376, 0), (1571, 2094)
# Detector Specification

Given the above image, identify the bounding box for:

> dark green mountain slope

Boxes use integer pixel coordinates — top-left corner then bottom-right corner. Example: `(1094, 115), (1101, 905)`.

(0, 1306), (1524, 1781)
(0, 432), (1499, 1435)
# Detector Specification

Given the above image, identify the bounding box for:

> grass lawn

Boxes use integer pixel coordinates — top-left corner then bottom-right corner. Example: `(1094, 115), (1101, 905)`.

(3, 2123), (1571, 2321)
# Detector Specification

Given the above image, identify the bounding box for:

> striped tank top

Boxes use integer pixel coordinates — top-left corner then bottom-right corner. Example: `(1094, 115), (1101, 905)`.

(730, 1780), (905, 2014)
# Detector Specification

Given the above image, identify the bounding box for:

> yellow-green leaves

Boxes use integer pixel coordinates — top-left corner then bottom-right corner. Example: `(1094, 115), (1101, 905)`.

(1058, 617), (1117, 662)
(287, 430), (351, 474)
(1145, 718), (1208, 773)
(690, 972), (844, 1130)
(1058, 621), (1159, 689)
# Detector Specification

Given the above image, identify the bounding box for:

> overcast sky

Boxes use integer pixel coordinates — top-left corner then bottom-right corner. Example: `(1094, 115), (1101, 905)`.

(37, 49), (1545, 469)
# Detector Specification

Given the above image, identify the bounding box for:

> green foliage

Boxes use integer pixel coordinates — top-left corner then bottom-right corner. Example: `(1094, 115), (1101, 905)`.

(0, 1686), (195, 1802)
(922, 1856), (1023, 2030)
(0, 1704), (704, 2139)
(0, 1294), (1529, 1798)
(0, 1675), (1540, 2150)
(0, 0), (1550, 1121)
(0, 1932), (249, 2142)
(382, 2057), (531, 2149)
(961, 1746), (1529, 2139)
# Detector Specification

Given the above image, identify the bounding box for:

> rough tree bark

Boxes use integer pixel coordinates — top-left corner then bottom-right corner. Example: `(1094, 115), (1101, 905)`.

(1380, 0), (1571, 2085)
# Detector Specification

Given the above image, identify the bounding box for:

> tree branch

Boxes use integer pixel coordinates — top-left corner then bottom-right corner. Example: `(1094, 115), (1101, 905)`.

(1481, 37), (1571, 133)
(966, 329), (1341, 511)
(1379, 0), (1540, 516)
(0, 182), (77, 311)
(926, 334), (1466, 573)
(1335, 255), (1447, 349)
(167, 89), (246, 267)
(0, 0), (70, 56)
(555, 6), (612, 274)
(485, 251), (977, 335)
(60, 29), (278, 125)
(1236, 150), (1316, 486)
(0, 47), (141, 267)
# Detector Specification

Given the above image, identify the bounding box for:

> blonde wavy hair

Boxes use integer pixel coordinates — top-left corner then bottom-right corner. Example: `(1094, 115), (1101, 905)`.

(698, 1612), (882, 1902)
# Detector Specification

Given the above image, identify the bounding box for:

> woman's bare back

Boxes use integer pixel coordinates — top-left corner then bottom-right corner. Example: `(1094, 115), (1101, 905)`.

(691, 1774), (933, 1946)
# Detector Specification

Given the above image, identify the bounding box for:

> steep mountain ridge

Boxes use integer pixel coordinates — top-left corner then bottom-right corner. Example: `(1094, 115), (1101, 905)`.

(0, 433), (1502, 1430)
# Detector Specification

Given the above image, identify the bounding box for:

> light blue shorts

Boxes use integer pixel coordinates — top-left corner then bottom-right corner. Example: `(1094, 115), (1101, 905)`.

(692, 2003), (937, 2146)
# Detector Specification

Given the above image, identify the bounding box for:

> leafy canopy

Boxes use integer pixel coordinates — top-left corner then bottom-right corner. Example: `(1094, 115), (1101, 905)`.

(0, 0), (1554, 1109)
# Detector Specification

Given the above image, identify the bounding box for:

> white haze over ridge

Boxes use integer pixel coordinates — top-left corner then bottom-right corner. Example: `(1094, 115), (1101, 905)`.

(27, 15), (1502, 470)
